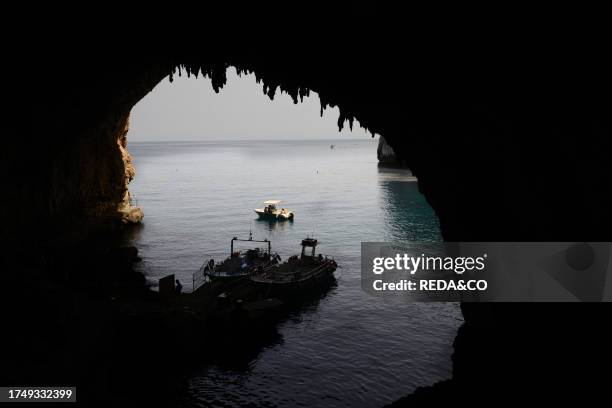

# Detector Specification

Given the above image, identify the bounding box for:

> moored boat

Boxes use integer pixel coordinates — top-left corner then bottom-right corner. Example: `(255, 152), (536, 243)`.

(196, 233), (273, 288)
(254, 200), (294, 220)
(250, 237), (337, 297)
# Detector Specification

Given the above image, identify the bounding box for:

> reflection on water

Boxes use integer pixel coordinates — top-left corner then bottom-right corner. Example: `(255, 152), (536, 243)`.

(201, 282), (337, 372)
(254, 217), (295, 233)
(378, 167), (442, 243)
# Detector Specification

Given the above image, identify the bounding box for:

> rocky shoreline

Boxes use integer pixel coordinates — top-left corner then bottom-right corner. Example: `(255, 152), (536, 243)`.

(2, 235), (200, 406)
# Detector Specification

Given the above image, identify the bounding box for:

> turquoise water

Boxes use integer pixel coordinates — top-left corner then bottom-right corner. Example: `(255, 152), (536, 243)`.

(127, 138), (461, 407)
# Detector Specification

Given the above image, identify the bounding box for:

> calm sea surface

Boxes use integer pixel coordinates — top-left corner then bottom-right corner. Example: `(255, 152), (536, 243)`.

(126, 138), (461, 408)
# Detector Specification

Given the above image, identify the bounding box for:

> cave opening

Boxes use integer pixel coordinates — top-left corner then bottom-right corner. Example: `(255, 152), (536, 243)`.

(119, 68), (460, 407)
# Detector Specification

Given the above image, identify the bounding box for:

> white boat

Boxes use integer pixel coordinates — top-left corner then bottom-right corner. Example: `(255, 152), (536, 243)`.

(254, 200), (294, 220)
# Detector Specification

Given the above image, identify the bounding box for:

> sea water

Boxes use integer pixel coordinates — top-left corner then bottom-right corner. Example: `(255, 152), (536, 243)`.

(126, 138), (461, 407)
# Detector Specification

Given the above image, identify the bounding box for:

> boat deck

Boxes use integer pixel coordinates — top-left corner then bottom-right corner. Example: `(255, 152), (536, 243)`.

(209, 255), (270, 278)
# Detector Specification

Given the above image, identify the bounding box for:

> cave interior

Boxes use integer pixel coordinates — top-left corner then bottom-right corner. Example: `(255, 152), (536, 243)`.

(3, 13), (612, 405)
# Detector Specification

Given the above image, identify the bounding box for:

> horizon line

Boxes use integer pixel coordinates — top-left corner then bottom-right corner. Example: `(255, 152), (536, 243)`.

(127, 136), (379, 143)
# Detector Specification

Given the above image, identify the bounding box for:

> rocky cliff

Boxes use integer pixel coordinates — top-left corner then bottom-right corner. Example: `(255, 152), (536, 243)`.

(116, 115), (143, 224)
(1, 63), (165, 245)
(73, 111), (142, 225)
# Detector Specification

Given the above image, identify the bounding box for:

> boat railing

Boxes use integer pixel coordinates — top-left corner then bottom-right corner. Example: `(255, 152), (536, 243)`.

(193, 274), (206, 293)
(252, 257), (336, 281)
(193, 250), (276, 291)
(192, 253), (225, 292)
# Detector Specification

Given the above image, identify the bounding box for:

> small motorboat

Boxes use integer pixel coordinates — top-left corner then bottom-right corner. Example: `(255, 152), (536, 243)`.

(250, 237), (337, 297)
(254, 200), (294, 220)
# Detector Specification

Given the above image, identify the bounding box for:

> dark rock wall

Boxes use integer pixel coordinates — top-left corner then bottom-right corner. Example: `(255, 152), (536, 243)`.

(2, 64), (166, 245)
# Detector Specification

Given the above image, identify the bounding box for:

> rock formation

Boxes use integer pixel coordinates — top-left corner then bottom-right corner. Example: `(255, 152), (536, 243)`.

(116, 115), (143, 224)
(377, 136), (406, 167)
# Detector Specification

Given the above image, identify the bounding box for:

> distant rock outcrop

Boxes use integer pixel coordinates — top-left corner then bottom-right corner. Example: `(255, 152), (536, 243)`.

(377, 136), (406, 167)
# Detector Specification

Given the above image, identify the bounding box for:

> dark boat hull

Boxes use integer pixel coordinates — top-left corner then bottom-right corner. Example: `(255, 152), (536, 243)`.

(251, 262), (337, 298)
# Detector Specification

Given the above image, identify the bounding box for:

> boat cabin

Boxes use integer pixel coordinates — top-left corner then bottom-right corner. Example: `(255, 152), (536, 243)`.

(301, 238), (318, 258)
(263, 200), (281, 214)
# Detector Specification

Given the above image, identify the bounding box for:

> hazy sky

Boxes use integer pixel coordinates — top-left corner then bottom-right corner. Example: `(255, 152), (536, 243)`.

(129, 68), (371, 141)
